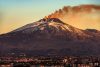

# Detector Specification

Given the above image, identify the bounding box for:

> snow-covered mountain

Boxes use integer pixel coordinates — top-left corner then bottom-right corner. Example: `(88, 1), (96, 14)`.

(6, 18), (98, 42)
(0, 18), (100, 56)
(0, 5), (100, 56)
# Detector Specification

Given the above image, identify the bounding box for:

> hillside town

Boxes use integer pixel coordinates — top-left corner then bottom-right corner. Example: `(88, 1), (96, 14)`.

(0, 55), (100, 67)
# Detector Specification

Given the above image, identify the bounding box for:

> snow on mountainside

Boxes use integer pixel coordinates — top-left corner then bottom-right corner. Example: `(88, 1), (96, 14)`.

(10, 18), (90, 40)
(0, 18), (100, 44)
(0, 5), (100, 56)
(0, 18), (100, 56)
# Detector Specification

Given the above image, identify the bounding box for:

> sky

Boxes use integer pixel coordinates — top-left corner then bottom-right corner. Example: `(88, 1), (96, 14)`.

(0, 0), (100, 34)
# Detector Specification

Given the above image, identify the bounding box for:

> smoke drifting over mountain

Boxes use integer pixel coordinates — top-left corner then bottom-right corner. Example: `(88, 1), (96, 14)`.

(46, 5), (100, 30)
(0, 5), (100, 56)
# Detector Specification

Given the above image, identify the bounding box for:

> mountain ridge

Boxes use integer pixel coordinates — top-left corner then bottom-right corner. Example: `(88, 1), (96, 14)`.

(0, 5), (100, 56)
(0, 18), (100, 56)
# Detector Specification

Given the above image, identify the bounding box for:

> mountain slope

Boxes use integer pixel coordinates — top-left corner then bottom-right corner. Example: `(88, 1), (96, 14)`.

(0, 18), (100, 56)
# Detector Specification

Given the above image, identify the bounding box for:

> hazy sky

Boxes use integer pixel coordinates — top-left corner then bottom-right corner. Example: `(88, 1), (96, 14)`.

(0, 0), (100, 34)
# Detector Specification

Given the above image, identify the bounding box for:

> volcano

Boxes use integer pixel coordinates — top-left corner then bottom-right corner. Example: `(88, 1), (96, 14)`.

(0, 5), (100, 56)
